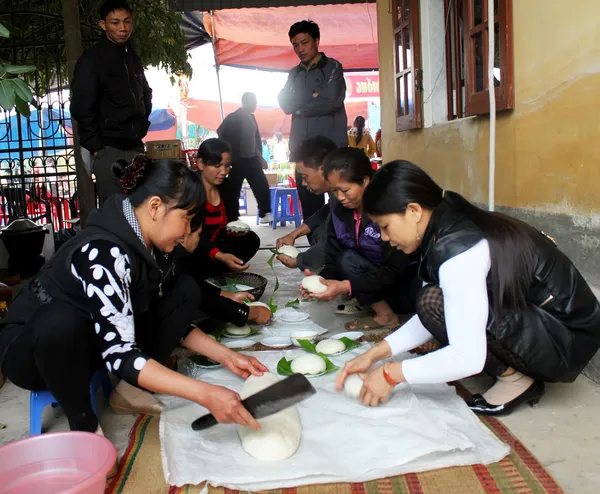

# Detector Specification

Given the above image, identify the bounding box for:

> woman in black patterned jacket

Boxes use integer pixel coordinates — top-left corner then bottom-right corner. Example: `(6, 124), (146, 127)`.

(0, 157), (265, 438)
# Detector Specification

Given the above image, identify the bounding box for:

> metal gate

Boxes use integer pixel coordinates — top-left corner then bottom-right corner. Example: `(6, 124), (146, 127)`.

(0, 1), (98, 231)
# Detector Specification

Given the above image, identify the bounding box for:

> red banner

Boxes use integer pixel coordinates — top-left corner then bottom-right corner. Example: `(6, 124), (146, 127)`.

(344, 73), (380, 99)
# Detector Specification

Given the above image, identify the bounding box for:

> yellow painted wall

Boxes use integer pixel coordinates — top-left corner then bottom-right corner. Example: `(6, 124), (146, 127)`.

(377, 0), (600, 215)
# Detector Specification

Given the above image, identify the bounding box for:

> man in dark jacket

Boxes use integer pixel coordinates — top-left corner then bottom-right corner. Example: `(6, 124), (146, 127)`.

(275, 136), (338, 272)
(71, 0), (152, 206)
(278, 20), (348, 220)
(217, 93), (273, 224)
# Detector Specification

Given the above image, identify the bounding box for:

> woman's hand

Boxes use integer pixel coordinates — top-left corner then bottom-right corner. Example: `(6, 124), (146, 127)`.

(300, 269), (350, 301)
(358, 366), (395, 407)
(215, 252), (249, 272)
(277, 253), (298, 269)
(198, 384), (260, 430)
(248, 305), (272, 324)
(335, 351), (378, 390)
(224, 351), (268, 379)
(276, 233), (295, 249)
(222, 291), (254, 303)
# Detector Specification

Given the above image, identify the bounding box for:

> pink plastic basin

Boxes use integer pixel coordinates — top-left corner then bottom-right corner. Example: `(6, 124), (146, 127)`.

(0, 431), (116, 494)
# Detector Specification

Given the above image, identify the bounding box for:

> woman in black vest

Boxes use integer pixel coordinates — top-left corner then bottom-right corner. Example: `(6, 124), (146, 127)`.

(0, 158), (265, 437)
(336, 161), (600, 415)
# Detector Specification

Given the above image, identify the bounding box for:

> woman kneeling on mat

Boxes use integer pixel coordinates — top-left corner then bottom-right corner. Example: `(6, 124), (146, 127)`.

(336, 161), (600, 415)
(188, 138), (260, 275)
(300, 148), (420, 330)
(0, 158), (266, 440)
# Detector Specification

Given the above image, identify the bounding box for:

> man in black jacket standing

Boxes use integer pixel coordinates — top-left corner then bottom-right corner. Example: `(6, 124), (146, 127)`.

(71, 0), (152, 206)
(278, 20), (347, 220)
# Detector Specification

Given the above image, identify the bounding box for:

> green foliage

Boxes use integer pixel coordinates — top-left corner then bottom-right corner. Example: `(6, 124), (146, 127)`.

(0, 22), (36, 117)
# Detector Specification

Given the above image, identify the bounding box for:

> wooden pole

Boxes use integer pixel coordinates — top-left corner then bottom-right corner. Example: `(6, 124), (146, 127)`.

(61, 0), (95, 226)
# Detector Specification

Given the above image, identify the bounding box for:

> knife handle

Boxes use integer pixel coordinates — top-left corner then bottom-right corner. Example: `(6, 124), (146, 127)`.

(191, 413), (218, 431)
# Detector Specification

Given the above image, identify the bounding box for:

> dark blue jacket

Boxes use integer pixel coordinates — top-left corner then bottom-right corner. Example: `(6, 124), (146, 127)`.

(320, 203), (417, 295)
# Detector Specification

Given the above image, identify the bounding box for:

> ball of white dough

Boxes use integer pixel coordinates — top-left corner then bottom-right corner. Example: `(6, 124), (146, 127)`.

(225, 323), (251, 336)
(278, 245), (301, 258)
(291, 353), (327, 375)
(301, 275), (327, 294)
(344, 374), (364, 399)
(315, 338), (346, 355)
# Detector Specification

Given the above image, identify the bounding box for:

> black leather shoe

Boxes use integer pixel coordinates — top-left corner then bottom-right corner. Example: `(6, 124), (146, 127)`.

(466, 380), (545, 416)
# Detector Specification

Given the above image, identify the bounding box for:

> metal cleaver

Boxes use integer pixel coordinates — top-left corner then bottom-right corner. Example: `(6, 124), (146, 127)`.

(191, 373), (316, 431)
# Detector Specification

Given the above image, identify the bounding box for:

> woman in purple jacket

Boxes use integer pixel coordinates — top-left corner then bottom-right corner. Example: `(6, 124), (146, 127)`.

(300, 148), (419, 330)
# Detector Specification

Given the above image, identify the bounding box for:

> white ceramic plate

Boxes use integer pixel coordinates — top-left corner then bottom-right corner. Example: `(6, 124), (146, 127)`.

(223, 339), (256, 350)
(303, 370), (329, 378)
(222, 331), (254, 339)
(278, 308), (310, 322)
(261, 336), (292, 349)
(332, 331), (364, 341)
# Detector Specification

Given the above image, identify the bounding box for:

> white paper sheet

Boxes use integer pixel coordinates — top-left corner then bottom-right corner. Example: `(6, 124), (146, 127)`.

(160, 347), (509, 489)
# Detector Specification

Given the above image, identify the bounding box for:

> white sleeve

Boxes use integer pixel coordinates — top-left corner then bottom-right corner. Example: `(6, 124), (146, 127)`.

(402, 239), (491, 384)
(384, 314), (433, 356)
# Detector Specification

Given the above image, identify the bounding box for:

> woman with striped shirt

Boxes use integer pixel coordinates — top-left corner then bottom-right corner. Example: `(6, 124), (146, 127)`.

(190, 138), (260, 275)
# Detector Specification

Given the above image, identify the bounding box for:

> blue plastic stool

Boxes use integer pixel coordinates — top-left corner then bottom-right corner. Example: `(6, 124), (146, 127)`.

(256, 187), (277, 225)
(29, 369), (112, 436)
(239, 186), (248, 214)
(271, 187), (302, 230)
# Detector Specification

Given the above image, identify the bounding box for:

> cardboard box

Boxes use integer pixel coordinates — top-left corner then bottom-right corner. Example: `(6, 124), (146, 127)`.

(264, 171), (278, 186)
(146, 140), (184, 159)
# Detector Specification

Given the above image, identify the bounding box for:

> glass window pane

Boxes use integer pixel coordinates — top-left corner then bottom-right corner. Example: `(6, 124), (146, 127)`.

(474, 32), (484, 91)
(473, 0), (483, 25)
(494, 0), (499, 16)
(397, 76), (405, 116)
(407, 72), (414, 115)
(404, 0), (410, 22)
(396, 0), (405, 23)
(396, 33), (405, 72)
(404, 24), (411, 65)
(493, 23), (500, 87)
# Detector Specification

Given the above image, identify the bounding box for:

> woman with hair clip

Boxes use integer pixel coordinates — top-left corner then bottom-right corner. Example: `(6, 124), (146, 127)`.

(300, 148), (420, 330)
(0, 156), (267, 449)
(187, 138), (261, 275)
(336, 160), (600, 415)
(348, 116), (377, 158)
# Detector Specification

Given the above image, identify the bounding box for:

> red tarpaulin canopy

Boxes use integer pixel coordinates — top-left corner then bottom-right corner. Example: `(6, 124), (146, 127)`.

(185, 99), (369, 137)
(203, 4), (378, 71)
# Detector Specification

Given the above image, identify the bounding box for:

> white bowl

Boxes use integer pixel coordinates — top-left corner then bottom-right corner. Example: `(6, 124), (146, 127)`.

(331, 331), (364, 341)
(261, 336), (292, 349)
(290, 330), (319, 347)
(223, 339), (256, 350)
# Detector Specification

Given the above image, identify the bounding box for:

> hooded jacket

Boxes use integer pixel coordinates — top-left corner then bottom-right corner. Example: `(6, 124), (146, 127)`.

(278, 54), (348, 152)
(0, 196), (168, 369)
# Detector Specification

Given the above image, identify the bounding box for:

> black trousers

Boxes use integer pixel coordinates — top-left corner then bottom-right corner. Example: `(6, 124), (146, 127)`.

(295, 171), (325, 221)
(228, 156), (271, 217)
(416, 284), (534, 378)
(186, 231), (261, 277)
(2, 275), (200, 432)
(336, 249), (419, 314)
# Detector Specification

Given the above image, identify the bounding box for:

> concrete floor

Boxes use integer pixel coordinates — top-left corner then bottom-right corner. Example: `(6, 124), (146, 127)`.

(1, 217), (600, 493)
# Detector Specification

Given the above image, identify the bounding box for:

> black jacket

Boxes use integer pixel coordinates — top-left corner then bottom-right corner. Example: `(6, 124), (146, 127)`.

(0, 196), (168, 366)
(420, 199), (600, 382)
(278, 53), (348, 152)
(71, 36), (152, 153)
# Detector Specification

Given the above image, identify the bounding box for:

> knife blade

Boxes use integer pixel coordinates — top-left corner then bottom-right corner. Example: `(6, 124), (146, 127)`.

(191, 373), (316, 431)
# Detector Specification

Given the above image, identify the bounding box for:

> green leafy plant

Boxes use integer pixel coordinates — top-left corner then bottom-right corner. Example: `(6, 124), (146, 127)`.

(0, 23), (36, 117)
(266, 252), (280, 313)
(285, 298), (300, 308)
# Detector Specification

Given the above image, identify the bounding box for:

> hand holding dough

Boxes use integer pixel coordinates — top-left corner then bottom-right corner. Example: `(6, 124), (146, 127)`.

(301, 275), (328, 294)
(237, 373), (302, 461)
(277, 245), (300, 259)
